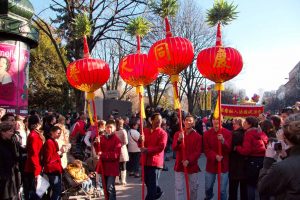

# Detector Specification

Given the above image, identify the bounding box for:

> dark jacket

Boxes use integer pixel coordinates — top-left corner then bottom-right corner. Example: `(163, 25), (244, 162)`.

(229, 128), (247, 179)
(0, 137), (21, 199)
(258, 146), (300, 200)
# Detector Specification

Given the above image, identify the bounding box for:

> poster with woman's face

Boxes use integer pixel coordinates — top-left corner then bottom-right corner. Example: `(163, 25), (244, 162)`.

(0, 42), (30, 115)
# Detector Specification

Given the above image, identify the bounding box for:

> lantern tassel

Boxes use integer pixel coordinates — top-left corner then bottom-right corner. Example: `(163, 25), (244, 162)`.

(83, 35), (90, 58)
(136, 86), (145, 200)
(86, 92), (95, 125)
(171, 75), (181, 110)
(171, 75), (190, 200)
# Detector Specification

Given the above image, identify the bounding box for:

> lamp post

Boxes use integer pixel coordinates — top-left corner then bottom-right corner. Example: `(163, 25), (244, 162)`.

(0, 0), (39, 115)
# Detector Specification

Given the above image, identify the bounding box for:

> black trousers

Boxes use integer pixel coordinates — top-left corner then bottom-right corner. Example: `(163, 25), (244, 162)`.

(228, 178), (248, 200)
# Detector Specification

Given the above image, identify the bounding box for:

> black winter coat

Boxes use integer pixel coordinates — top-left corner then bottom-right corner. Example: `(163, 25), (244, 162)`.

(0, 137), (21, 199)
(258, 146), (300, 200)
(229, 128), (247, 179)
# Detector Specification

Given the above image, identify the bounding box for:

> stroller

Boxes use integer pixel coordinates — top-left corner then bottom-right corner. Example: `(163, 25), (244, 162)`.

(62, 161), (101, 199)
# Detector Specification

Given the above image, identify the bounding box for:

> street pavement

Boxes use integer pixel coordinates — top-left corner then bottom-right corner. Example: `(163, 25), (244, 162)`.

(69, 153), (220, 200)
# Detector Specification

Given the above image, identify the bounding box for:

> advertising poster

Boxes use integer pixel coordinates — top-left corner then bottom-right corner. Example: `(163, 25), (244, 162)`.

(0, 42), (30, 115)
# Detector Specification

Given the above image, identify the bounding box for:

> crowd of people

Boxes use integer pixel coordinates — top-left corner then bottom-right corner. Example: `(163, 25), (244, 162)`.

(0, 102), (299, 200)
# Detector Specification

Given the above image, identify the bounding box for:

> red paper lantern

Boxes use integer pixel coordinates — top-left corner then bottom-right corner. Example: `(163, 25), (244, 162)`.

(148, 19), (194, 75)
(197, 24), (243, 84)
(66, 36), (110, 93)
(119, 53), (158, 87)
(197, 46), (243, 83)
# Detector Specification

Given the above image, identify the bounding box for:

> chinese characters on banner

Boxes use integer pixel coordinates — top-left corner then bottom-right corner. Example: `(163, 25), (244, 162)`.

(221, 104), (264, 117)
(0, 42), (30, 115)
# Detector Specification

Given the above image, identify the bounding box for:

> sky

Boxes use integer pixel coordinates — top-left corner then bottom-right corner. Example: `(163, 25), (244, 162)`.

(30, 0), (300, 97)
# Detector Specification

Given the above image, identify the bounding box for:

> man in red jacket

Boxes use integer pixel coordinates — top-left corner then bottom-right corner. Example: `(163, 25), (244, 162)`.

(172, 114), (202, 200)
(204, 115), (232, 200)
(139, 113), (167, 200)
(94, 119), (121, 200)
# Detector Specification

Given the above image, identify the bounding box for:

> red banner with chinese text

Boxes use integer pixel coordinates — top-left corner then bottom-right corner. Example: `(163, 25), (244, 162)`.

(221, 104), (264, 117)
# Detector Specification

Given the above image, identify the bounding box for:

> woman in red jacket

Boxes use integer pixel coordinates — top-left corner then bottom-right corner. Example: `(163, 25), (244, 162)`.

(235, 116), (268, 200)
(23, 115), (45, 200)
(43, 126), (64, 200)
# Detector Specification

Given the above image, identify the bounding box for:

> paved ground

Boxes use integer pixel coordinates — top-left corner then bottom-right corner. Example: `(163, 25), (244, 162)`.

(69, 153), (220, 200)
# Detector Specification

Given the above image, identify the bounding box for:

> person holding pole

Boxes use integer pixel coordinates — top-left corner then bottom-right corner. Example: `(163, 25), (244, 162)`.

(94, 119), (121, 200)
(139, 113), (167, 200)
(172, 114), (202, 200)
(204, 114), (232, 200)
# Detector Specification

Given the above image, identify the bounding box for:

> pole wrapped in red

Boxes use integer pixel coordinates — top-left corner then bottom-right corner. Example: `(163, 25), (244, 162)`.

(91, 99), (109, 200)
(137, 86), (146, 200)
(172, 77), (190, 200)
(217, 89), (222, 200)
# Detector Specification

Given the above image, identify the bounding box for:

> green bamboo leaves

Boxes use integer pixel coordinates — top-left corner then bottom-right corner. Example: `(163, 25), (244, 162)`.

(206, 0), (238, 26)
(149, 0), (179, 18)
(125, 16), (151, 37)
(72, 13), (92, 38)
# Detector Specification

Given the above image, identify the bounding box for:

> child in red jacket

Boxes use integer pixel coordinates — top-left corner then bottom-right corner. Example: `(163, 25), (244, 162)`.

(94, 119), (121, 200)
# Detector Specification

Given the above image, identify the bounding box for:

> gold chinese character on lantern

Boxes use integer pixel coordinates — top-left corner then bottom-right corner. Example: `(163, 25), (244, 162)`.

(121, 57), (133, 73)
(213, 48), (230, 68)
(70, 63), (80, 82)
(154, 43), (171, 61)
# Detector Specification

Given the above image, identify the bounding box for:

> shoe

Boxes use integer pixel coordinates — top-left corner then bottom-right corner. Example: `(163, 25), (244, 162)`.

(134, 174), (141, 178)
(129, 172), (134, 176)
(155, 191), (164, 199)
(162, 166), (168, 171)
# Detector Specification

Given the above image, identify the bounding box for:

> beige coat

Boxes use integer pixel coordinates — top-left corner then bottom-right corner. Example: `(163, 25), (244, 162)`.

(115, 129), (129, 162)
(55, 123), (70, 168)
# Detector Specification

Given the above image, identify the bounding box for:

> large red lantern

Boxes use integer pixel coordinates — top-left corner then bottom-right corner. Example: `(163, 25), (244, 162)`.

(148, 19), (194, 75)
(66, 36), (110, 93)
(119, 51), (158, 87)
(197, 24), (243, 84)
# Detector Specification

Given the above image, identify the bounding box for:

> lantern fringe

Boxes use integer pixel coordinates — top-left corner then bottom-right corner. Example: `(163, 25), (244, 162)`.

(87, 101), (94, 126)
(136, 86), (146, 119)
(171, 75), (181, 109)
(86, 92), (95, 125)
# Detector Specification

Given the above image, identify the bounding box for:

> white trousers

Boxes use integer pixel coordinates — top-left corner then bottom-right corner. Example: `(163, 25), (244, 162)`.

(175, 172), (199, 200)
